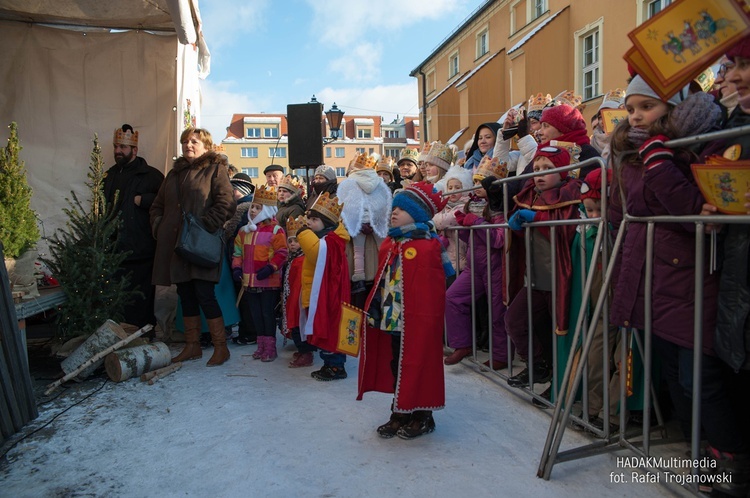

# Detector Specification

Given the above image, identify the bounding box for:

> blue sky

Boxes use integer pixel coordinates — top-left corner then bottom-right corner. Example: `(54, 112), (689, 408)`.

(198, 0), (478, 141)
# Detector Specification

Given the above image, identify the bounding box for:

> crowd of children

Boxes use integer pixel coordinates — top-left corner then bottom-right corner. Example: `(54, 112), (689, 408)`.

(166, 34), (750, 490)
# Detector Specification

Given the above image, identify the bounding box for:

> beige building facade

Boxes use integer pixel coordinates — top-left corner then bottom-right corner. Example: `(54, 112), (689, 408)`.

(221, 113), (419, 181)
(411, 0), (673, 146)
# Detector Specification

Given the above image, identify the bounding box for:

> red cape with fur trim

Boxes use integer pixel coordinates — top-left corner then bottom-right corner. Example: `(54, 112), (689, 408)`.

(357, 238), (446, 413)
(283, 255), (304, 335)
(510, 177), (582, 334)
(308, 232), (351, 352)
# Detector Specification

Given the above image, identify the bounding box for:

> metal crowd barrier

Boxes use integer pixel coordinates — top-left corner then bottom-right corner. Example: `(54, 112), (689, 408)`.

(439, 124), (750, 496)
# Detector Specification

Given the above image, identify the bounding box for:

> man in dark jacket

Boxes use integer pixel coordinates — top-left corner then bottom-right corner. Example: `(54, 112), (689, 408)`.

(104, 124), (164, 329)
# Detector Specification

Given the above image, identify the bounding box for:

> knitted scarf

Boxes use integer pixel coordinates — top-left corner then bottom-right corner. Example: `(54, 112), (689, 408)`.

(388, 221), (455, 277)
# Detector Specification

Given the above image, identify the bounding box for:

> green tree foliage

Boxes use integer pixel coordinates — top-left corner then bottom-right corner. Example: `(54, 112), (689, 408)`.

(0, 122), (40, 258)
(43, 135), (138, 338)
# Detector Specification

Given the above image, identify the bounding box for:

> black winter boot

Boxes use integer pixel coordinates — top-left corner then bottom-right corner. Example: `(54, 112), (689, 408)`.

(397, 411), (435, 439)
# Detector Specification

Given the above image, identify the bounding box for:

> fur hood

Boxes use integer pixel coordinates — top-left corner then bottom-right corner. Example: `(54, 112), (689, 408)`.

(172, 151), (227, 173)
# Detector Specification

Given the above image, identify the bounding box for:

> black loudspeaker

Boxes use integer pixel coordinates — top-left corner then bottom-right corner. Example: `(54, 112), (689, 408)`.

(287, 103), (323, 168)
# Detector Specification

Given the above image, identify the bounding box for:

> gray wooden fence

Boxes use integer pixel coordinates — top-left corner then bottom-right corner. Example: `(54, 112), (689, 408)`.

(0, 241), (38, 443)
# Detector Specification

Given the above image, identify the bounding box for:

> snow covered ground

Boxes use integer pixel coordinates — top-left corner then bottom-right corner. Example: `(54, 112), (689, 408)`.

(0, 341), (688, 497)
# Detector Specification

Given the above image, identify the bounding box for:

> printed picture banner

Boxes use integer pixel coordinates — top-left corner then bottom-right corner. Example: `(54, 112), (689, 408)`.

(691, 161), (750, 214)
(625, 0), (750, 101)
(600, 109), (629, 134)
(337, 302), (364, 357)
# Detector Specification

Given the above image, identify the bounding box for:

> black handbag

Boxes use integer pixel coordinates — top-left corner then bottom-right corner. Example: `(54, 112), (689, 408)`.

(173, 173), (224, 268)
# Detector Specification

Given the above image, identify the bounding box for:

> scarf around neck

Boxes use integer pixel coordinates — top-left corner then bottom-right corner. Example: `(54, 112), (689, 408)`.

(388, 221), (455, 278)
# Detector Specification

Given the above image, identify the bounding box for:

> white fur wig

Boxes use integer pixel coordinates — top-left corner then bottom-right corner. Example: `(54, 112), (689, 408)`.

(434, 165), (474, 193)
(336, 168), (392, 238)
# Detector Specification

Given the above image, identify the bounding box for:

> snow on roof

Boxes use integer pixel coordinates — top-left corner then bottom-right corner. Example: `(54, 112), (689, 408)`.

(243, 116), (282, 124)
(354, 118), (374, 125)
(453, 50), (502, 88)
(507, 8), (566, 55)
(412, 120), (420, 126)
(446, 127), (469, 145)
(428, 70), (469, 106)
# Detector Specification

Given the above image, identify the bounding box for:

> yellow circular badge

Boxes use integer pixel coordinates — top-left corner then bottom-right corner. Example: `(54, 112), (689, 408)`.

(404, 247), (417, 260)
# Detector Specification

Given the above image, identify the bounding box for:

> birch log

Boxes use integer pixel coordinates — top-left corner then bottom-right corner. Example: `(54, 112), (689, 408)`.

(105, 342), (171, 382)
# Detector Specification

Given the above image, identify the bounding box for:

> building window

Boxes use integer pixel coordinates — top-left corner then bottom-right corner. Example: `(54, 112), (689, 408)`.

(369, 148), (375, 155)
(476, 28), (488, 58)
(648, 0), (671, 18)
(385, 149), (399, 158)
(356, 147), (365, 154)
(385, 130), (399, 138)
(426, 70), (436, 94)
(241, 167), (259, 178)
(636, 0), (672, 24)
(357, 129), (372, 139)
(264, 127), (279, 138)
(246, 127), (261, 138)
(241, 147), (258, 158)
(581, 29), (600, 100)
(417, 130), (420, 140)
(268, 147), (286, 158)
(532, 0), (546, 20)
(449, 51), (459, 78)
(325, 147), (331, 158)
(335, 167), (346, 177)
(335, 147), (345, 158)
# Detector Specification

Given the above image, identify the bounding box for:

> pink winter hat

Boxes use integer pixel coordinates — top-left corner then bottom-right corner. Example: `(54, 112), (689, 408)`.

(727, 34), (750, 62)
(540, 104), (586, 135)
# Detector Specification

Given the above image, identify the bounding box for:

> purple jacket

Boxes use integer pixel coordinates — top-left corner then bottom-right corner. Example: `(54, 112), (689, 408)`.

(458, 212), (506, 283)
(609, 152), (717, 355)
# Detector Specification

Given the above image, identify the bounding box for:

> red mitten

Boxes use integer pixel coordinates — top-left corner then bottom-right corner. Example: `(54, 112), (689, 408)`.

(461, 212), (481, 226)
(638, 134), (673, 170)
(454, 210), (467, 225)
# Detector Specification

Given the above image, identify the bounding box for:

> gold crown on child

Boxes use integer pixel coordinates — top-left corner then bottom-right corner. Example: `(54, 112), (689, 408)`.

(279, 174), (304, 194)
(527, 93), (552, 112)
(309, 191), (343, 221)
(254, 184), (278, 206)
(474, 156), (508, 180)
(553, 90), (583, 109)
(349, 152), (379, 171)
(377, 157), (395, 174)
(286, 215), (306, 236)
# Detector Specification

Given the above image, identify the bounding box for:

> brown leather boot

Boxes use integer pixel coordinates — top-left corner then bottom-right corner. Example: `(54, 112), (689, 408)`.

(206, 316), (230, 366)
(443, 347), (472, 365)
(172, 316), (203, 363)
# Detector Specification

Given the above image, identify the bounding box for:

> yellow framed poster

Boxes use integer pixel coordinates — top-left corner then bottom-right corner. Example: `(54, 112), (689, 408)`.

(625, 0), (750, 101)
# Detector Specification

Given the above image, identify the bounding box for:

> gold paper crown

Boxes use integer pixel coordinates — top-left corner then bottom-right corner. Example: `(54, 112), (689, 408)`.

(550, 140), (583, 165)
(418, 141), (434, 162)
(309, 191), (343, 222)
(474, 156), (508, 180)
(528, 93), (553, 112)
(212, 144), (225, 152)
(253, 184), (277, 206)
(278, 174), (304, 195)
(286, 215), (306, 237)
(553, 90), (583, 109)
(113, 127), (138, 147)
(598, 88), (626, 112)
(348, 152), (378, 172)
(376, 157), (395, 174)
(399, 148), (420, 164)
(425, 141), (454, 170)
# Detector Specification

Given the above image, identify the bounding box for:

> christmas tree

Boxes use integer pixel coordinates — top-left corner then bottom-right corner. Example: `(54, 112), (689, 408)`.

(0, 122), (40, 259)
(43, 135), (138, 338)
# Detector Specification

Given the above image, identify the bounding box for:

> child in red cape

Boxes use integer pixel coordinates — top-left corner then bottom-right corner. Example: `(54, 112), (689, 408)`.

(358, 182), (454, 439)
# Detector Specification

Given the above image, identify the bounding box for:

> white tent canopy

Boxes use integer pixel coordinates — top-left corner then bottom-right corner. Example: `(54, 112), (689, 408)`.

(0, 0), (209, 247)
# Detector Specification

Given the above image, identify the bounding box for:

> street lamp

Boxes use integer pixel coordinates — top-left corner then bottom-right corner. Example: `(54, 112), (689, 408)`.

(324, 102), (344, 143)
